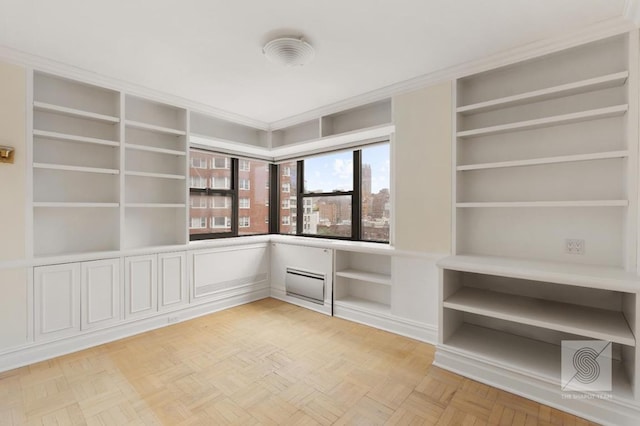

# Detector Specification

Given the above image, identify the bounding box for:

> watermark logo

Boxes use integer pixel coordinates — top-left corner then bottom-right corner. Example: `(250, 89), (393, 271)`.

(561, 340), (612, 396)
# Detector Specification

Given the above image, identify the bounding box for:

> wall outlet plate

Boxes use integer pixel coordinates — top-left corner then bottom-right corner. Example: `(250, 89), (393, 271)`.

(167, 316), (180, 324)
(565, 239), (585, 255)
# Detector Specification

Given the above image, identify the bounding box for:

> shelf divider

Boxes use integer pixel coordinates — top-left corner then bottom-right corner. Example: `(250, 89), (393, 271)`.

(34, 101), (120, 123)
(457, 150), (629, 171)
(33, 130), (120, 147)
(456, 200), (628, 208)
(335, 269), (392, 286)
(125, 120), (186, 136)
(33, 162), (120, 175)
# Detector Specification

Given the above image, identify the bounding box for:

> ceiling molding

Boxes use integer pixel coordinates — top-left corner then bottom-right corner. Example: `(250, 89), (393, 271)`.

(0, 44), (269, 130)
(270, 16), (635, 130)
(624, 0), (640, 26)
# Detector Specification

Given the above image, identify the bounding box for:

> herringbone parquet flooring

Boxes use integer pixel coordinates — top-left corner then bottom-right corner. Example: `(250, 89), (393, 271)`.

(0, 298), (598, 425)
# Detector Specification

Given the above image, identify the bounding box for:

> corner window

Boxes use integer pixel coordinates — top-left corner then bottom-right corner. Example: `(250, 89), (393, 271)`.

(189, 150), (269, 240)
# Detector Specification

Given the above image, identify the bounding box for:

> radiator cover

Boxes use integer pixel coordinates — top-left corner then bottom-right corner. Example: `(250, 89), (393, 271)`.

(285, 267), (325, 304)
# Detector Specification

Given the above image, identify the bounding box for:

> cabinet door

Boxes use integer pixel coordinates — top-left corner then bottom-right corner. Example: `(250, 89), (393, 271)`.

(81, 259), (121, 330)
(125, 255), (157, 319)
(158, 252), (187, 311)
(34, 263), (81, 341)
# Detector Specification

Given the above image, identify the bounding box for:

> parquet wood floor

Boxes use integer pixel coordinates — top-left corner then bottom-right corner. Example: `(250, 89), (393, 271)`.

(0, 298), (598, 425)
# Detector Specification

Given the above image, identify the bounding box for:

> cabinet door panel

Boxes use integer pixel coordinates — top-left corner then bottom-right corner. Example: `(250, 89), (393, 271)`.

(34, 263), (81, 340)
(158, 252), (187, 311)
(125, 255), (157, 318)
(81, 259), (121, 330)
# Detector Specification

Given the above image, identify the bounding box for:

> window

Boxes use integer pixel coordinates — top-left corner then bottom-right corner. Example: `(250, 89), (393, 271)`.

(278, 142), (390, 242)
(190, 196), (207, 209)
(190, 217), (207, 229)
(189, 150), (270, 240)
(211, 216), (231, 229)
(212, 157), (229, 169)
(191, 157), (208, 169)
(190, 176), (207, 189)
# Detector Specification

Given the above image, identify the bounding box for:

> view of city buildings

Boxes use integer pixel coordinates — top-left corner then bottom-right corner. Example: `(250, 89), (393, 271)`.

(189, 144), (390, 242)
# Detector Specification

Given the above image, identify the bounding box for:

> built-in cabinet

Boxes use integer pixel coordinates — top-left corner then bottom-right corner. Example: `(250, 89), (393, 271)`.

(158, 252), (188, 311)
(125, 255), (158, 319)
(35, 259), (120, 341)
(437, 31), (640, 422)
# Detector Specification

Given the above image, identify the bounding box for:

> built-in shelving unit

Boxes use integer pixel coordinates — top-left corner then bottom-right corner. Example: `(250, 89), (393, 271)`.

(438, 32), (640, 416)
(123, 95), (188, 250)
(32, 72), (122, 257)
(334, 250), (392, 317)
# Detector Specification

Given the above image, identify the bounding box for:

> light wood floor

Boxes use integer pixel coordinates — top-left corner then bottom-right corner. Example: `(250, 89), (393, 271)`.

(0, 298), (598, 425)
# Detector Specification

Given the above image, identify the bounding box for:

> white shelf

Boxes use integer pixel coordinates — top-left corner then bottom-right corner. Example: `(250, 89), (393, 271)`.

(335, 269), (392, 286)
(457, 105), (628, 139)
(457, 151), (629, 171)
(33, 163), (120, 175)
(457, 72), (629, 115)
(125, 143), (186, 156)
(34, 101), (120, 123)
(125, 203), (186, 208)
(443, 324), (633, 399)
(125, 171), (185, 180)
(456, 200), (628, 208)
(334, 296), (391, 316)
(33, 202), (119, 208)
(444, 287), (635, 346)
(125, 120), (186, 136)
(33, 130), (119, 147)
(438, 255), (640, 292)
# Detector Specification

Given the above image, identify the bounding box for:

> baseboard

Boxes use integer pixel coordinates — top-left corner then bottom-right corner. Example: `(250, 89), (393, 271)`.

(0, 287), (269, 373)
(270, 287), (332, 316)
(434, 346), (640, 426)
(333, 303), (437, 344)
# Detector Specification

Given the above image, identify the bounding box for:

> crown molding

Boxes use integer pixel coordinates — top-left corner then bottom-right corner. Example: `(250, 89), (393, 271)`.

(270, 16), (635, 130)
(0, 44), (269, 130)
(625, 0), (640, 26)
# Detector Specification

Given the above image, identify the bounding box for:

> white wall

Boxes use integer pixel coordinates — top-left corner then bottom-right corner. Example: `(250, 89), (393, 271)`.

(393, 82), (453, 254)
(0, 61), (28, 351)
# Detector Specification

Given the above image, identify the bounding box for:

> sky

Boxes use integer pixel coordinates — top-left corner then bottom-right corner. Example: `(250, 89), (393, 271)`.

(304, 144), (390, 193)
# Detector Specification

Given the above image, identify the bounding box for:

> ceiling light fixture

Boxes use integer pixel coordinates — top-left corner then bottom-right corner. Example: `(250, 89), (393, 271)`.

(263, 37), (315, 67)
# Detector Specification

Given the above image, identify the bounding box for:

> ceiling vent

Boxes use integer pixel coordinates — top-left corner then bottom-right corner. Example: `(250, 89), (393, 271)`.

(263, 37), (315, 67)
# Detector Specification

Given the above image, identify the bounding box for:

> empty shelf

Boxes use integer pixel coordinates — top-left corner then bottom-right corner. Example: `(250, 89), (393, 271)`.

(335, 269), (391, 286)
(34, 101), (120, 123)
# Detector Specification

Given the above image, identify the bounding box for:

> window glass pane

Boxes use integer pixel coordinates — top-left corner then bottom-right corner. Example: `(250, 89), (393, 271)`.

(190, 151), (231, 190)
(189, 195), (232, 235)
(362, 143), (390, 242)
(304, 151), (353, 193)
(279, 161), (297, 234)
(238, 158), (269, 236)
(302, 195), (351, 238)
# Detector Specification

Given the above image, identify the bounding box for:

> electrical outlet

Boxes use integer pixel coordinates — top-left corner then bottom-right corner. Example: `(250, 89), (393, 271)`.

(167, 316), (180, 324)
(565, 239), (585, 255)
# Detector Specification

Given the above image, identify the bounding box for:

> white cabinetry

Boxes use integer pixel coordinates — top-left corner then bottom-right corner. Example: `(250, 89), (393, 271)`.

(81, 259), (121, 330)
(334, 250), (391, 316)
(125, 255), (158, 319)
(34, 263), (81, 341)
(158, 252), (188, 311)
(437, 31), (640, 423)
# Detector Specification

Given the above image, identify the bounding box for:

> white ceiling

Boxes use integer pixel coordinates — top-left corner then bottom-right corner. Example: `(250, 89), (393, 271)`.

(0, 0), (631, 124)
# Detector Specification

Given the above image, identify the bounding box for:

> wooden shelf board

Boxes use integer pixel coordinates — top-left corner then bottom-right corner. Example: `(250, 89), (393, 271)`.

(33, 130), (119, 147)
(125, 203), (186, 208)
(456, 200), (628, 208)
(457, 151), (629, 171)
(457, 105), (628, 139)
(33, 202), (119, 208)
(335, 269), (392, 286)
(457, 72), (629, 114)
(438, 255), (640, 292)
(125, 120), (186, 136)
(444, 287), (635, 346)
(125, 143), (186, 156)
(125, 171), (185, 180)
(33, 162), (120, 175)
(334, 296), (391, 316)
(34, 101), (120, 123)
(442, 323), (633, 399)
